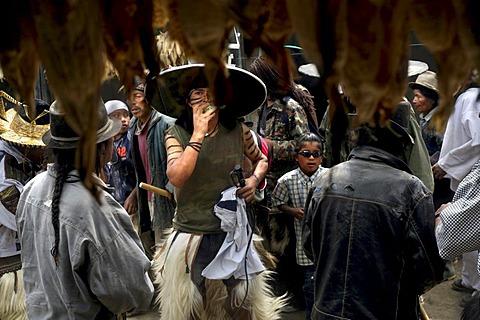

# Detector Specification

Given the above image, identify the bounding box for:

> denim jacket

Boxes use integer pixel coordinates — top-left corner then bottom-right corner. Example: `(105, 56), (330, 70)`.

(302, 146), (445, 320)
(16, 165), (153, 319)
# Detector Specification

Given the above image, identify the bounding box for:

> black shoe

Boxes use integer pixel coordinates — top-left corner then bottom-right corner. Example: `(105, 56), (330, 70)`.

(460, 291), (479, 307)
(452, 279), (475, 294)
(281, 304), (300, 313)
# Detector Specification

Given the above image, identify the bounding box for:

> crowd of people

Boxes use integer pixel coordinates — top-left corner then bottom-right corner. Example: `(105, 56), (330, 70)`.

(0, 57), (479, 320)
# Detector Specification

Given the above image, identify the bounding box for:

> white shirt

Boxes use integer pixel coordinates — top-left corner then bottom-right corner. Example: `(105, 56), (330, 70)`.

(438, 88), (480, 191)
(202, 186), (265, 280)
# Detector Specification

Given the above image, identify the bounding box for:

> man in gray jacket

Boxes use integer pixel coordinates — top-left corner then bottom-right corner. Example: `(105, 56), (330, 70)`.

(16, 99), (153, 319)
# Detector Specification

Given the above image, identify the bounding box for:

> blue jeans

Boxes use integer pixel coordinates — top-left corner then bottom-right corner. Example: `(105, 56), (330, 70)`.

(302, 265), (315, 320)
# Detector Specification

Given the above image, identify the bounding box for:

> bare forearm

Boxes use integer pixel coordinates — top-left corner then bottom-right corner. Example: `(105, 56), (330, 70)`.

(167, 133), (204, 187)
(251, 156), (268, 184)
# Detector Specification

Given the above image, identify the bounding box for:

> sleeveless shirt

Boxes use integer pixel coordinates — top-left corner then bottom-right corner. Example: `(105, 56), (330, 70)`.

(169, 123), (243, 233)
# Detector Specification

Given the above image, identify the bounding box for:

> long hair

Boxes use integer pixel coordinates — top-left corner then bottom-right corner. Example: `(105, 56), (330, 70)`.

(250, 55), (316, 124)
(50, 148), (75, 265)
(249, 55), (288, 99)
(50, 140), (109, 264)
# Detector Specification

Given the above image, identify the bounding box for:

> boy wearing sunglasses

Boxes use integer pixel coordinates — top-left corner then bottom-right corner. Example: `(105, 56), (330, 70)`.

(271, 133), (327, 319)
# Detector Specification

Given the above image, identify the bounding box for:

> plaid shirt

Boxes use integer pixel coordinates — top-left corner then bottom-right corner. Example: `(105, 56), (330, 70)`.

(436, 160), (480, 267)
(272, 166), (328, 265)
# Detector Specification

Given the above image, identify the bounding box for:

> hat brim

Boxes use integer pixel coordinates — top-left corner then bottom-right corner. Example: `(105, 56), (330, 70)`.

(42, 117), (122, 149)
(408, 60), (428, 78)
(408, 83), (439, 97)
(147, 64), (267, 119)
(0, 109), (48, 148)
(298, 63), (320, 78)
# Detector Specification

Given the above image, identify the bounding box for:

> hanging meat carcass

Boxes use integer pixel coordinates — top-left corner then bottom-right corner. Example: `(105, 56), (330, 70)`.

(409, 0), (477, 131)
(29, 0), (106, 196)
(0, 0), (162, 198)
(151, 0), (294, 107)
(0, 1), (39, 113)
(0, 0), (479, 194)
(286, 0), (410, 164)
(288, 0), (410, 125)
(103, 0), (161, 93)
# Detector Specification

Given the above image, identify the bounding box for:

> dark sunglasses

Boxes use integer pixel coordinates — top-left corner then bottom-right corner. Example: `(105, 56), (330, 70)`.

(298, 150), (322, 158)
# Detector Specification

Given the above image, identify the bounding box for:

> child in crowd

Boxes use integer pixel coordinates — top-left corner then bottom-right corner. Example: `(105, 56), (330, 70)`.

(271, 132), (327, 319)
(105, 100), (138, 231)
(105, 100), (136, 205)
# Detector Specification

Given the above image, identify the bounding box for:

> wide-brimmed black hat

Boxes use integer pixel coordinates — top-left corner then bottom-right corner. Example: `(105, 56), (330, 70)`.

(146, 64), (266, 119)
(42, 99), (122, 149)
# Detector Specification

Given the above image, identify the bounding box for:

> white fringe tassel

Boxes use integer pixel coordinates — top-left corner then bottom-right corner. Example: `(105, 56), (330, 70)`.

(151, 232), (288, 319)
(0, 270), (27, 320)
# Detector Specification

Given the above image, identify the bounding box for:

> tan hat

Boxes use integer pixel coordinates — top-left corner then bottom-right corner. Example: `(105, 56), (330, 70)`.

(0, 108), (50, 148)
(409, 70), (438, 93)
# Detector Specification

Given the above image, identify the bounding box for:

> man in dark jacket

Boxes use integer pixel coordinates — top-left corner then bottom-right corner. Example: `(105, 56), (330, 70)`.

(124, 81), (176, 259)
(302, 111), (446, 319)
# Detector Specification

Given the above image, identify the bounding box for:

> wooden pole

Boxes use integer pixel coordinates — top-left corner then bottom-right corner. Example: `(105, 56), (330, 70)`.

(139, 182), (172, 200)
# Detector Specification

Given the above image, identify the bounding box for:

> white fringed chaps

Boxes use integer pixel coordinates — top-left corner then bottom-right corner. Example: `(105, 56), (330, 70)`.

(151, 232), (288, 319)
(0, 270), (27, 320)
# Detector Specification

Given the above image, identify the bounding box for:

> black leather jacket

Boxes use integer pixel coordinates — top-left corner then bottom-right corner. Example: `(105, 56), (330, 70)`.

(302, 146), (445, 320)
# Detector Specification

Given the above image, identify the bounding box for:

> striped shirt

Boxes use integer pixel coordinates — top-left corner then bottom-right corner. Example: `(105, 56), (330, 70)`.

(272, 166), (328, 265)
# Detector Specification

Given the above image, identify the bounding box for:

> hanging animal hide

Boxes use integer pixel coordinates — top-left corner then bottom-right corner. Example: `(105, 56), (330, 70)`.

(0, 0), (39, 113)
(410, 0), (475, 131)
(0, 0), (479, 194)
(30, 0), (105, 197)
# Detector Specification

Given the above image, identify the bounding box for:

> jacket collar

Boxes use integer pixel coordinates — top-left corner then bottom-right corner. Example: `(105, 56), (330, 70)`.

(348, 146), (412, 174)
(130, 109), (162, 130)
(47, 163), (114, 193)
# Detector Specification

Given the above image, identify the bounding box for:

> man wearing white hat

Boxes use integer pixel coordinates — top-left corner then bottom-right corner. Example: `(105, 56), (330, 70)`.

(410, 70), (453, 210)
(410, 70), (442, 158)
